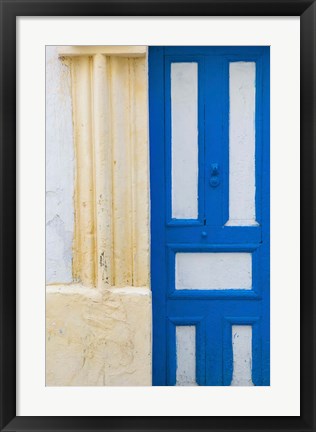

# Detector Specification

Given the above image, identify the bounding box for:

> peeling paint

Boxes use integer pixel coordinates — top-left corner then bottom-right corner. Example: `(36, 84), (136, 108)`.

(70, 53), (149, 288)
(46, 46), (74, 283)
(45, 47), (151, 386)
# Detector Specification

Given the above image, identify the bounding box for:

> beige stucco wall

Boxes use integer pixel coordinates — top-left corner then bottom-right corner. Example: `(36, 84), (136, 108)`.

(46, 46), (152, 386)
(46, 285), (151, 386)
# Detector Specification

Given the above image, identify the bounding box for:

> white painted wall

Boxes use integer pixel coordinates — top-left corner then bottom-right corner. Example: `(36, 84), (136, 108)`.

(46, 46), (74, 283)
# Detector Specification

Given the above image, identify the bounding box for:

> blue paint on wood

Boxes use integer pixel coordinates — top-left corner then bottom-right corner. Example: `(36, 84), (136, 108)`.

(149, 46), (270, 386)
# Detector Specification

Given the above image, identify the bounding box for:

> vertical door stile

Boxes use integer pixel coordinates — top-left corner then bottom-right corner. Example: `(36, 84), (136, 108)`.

(204, 55), (225, 229)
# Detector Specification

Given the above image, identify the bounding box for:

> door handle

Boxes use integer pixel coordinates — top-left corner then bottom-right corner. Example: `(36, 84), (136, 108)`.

(209, 163), (220, 187)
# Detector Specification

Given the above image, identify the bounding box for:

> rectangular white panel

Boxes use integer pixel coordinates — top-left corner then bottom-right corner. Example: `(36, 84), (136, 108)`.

(171, 63), (198, 219)
(176, 326), (197, 386)
(176, 252), (252, 290)
(227, 62), (257, 226)
(231, 325), (254, 386)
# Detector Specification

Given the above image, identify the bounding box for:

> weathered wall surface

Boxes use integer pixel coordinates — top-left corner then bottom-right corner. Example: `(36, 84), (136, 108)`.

(46, 285), (151, 386)
(46, 46), (74, 284)
(69, 52), (149, 288)
(46, 47), (151, 387)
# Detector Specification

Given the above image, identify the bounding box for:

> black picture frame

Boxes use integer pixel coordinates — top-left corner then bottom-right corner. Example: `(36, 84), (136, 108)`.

(0, 1), (315, 431)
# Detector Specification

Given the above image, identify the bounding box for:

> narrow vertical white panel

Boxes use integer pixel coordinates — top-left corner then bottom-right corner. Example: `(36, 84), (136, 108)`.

(176, 326), (197, 386)
(171, 63), (198, 219)
(231, 325), (254, 386)
(227, 62), (257, 226)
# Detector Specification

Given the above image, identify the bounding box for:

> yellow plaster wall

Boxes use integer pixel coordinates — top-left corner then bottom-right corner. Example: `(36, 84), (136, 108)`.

(46, 47), (152, 386)
(70, 52), (149, 289)
(46, 285), (152, 386)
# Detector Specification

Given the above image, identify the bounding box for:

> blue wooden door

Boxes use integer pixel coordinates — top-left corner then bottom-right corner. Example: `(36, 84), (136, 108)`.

(149, 46), (270, 386)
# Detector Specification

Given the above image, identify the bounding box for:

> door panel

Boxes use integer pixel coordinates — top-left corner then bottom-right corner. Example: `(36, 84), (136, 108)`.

(170, 62), (199, 220)
(149, 46), (270, 386)
(165, 55), (205, 226)
(175, 251), (252, 290)
(228, 61), (257, 226)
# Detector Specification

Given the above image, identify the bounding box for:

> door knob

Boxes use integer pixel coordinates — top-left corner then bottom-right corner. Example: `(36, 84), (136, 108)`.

(209, 163), (220, 187)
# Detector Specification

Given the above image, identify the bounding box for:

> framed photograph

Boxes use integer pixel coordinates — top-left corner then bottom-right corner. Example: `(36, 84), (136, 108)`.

(1, 1), (315, 431)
